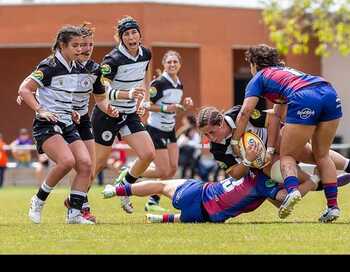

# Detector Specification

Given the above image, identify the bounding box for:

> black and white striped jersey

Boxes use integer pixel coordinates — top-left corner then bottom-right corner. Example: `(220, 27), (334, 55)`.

(72, 60), (105, 116)
(100, 43), (152, 114)
(210, 106), (268, 171)
(29, 51), (92, 126)
(147, 72), (183, 132)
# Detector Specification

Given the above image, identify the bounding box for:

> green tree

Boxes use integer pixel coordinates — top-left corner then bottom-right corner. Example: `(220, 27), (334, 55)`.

(262, 0), (350, 56)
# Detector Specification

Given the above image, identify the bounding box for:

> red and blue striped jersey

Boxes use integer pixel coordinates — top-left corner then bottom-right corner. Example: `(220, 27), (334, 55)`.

(245, 66), (327, 104)
(202, 171), (279, 222)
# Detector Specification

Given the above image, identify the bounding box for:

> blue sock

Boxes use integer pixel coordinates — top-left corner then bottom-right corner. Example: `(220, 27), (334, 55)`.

(284, 176), (299, 194)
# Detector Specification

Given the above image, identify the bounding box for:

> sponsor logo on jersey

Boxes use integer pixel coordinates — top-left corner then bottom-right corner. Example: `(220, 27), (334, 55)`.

(297, 108), (315, 120)
(32, 70), (44, 81)
(265, 178), (276, 188)
(149, 86), (157, 98)
(251, 109), (261, 119)
(100, 64), (111, 75)
(80, 77), (93, 88)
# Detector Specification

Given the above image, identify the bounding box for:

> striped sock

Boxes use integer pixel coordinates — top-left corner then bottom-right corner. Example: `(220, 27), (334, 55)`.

(162, 213), (175, 223)
(323, 182), (338, 208)
(283, 176), (299, 194)
(116, 183), (132, 196)
(36, 181), (53, 201)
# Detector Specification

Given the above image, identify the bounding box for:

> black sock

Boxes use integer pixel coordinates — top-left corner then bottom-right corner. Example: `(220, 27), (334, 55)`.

(69, 193), (86, 211)
(36, 188), (50, 201)
(125, 172), (138, 184)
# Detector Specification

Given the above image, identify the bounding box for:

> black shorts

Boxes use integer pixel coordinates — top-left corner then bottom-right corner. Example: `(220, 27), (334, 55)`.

(32, 119), (81, 154)
(146, 125), (177, 149)
(75, 113), (94, 141)
(91, 105), (146, 146)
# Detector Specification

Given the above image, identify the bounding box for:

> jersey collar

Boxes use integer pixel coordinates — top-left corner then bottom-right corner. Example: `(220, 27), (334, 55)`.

(118, 43), (143, 61)
(55, 51), (77, 72)
(162, 72), (181, 88)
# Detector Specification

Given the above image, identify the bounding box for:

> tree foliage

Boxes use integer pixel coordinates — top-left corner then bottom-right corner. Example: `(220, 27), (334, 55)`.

(261, 0), (350, 56)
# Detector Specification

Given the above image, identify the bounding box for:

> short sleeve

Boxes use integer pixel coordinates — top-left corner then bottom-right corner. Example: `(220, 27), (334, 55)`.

(29, 64), (53, 87)
(92, 70), (105, 95)
(149, 79), (164, 103)
(245, 71), (265, 98)
(100, 56), (119, 82)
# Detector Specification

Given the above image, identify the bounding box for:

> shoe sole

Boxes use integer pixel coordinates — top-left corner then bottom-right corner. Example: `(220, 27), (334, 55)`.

(278, 194), (302, 219)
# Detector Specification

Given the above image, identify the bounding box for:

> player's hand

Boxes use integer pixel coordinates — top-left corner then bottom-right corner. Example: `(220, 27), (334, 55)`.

(16, 95), (24, 106)
(245, 142), (260, 162)
(106, 104), (119, 118)
(72, 110), (81, 124)
(130, 87), (145, 100)
(262, 152), (273, 169)
(183, 97), (194, 109)
(164, 104), (178, 113)
(37, 108), (58, 123)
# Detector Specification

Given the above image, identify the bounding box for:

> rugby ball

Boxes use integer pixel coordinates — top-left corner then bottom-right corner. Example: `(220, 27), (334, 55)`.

(239, 131), (266, 169)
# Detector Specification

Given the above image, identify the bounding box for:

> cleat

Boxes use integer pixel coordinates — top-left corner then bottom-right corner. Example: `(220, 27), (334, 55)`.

(113, 168), (134, 214)
(82, 208), (97, 223)
(278, 190), (302, 219)
(102, 184), (116, 199)
(29, 195), (45, 224)
(66, 209), (95, 224)
(319, 207), (340, 223)
(145, 202), (168, 212)
(114, 167), (128, 186)
(145, 213), (163, 223)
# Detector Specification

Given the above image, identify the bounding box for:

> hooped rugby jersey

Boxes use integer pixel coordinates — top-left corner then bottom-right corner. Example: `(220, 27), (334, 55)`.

(245, 66), (328, 104)
(210, 105), (268, 172)
(100, 43), (152, 114)
(147, 72), (183, 132)
(30, 51), (93, 126)
(72, 60), (105, 116)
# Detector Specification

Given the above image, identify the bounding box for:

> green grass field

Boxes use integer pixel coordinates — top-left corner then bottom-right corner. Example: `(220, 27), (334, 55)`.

(1, 185), (350, 254)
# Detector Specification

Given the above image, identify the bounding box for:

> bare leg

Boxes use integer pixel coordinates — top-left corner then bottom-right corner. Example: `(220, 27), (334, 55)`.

(124, 131), (155, 177)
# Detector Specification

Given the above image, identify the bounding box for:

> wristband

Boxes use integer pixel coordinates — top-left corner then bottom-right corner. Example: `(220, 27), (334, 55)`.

(267, 147), (276, 155)
(230, 139), (239, 146)
(242, 158), (252, 167)
(161, 105), (168, 113)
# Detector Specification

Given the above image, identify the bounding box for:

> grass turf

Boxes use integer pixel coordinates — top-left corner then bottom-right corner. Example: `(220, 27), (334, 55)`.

(0, 185), (350, 254)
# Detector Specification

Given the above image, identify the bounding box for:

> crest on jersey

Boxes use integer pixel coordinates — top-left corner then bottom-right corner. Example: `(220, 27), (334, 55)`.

(32, 70), (44, 81)
(80, 77), (93, 88)
(102, 130), (113, 142)
(100, 64), (111, 75)
(149, 86), (157, 98)
(251, 109), (261, 120)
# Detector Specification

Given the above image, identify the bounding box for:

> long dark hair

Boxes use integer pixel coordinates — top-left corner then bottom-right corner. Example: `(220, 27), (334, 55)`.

(245, 44), (285, 71)
(51, 25), (83, 53)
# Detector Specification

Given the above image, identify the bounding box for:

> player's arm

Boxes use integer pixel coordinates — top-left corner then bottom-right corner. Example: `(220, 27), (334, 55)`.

(93, 94), (119, 118)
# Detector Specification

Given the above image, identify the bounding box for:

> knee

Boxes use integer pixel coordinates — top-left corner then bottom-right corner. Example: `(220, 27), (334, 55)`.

(59, 157), (75, 171)
(76, 157), (92, 176)
(139, 149), (156, 162)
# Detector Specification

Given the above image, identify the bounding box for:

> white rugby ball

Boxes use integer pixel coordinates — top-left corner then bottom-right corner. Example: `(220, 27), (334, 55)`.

(239, 131), (266, 169)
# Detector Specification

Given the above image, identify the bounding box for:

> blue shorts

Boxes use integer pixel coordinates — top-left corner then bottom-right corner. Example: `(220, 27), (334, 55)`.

(286, 83), (342, 125)
(172, 179), (208, 223)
